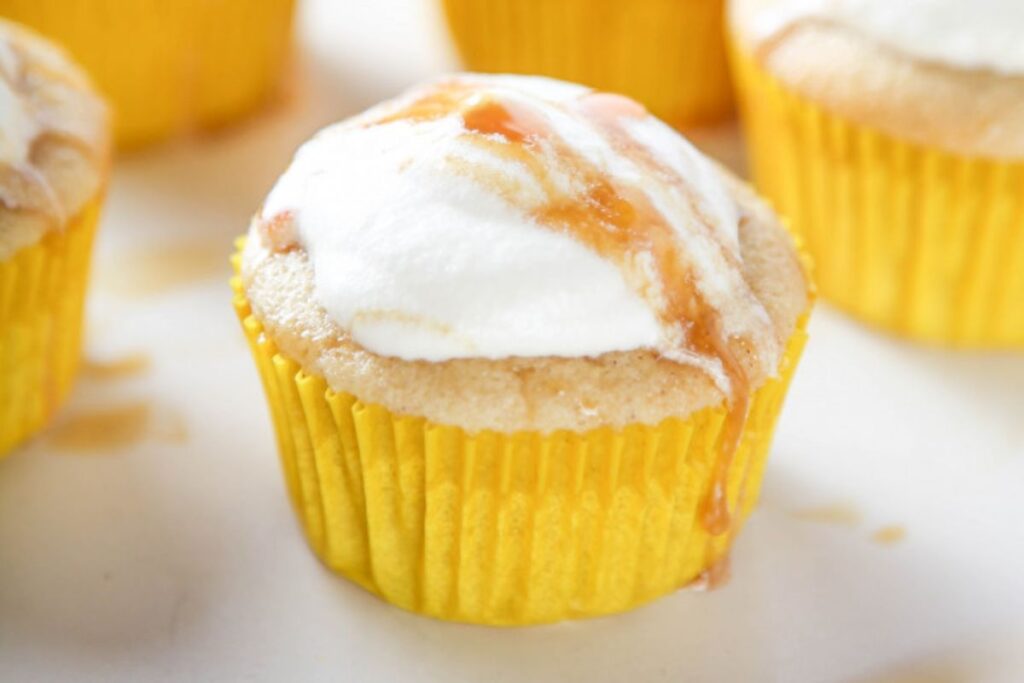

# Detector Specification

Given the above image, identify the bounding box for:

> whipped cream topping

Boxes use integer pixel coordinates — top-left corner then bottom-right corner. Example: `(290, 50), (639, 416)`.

(255, 74), (779, 394)
(746, 0), (1024, 75)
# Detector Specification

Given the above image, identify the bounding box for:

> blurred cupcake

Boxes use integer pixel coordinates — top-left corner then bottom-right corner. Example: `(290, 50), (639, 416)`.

(0, 0), (296, 148)
(0, 20), (110, 456)
(731, 0), (1024, 345)
(441, 0), (734, 127)
(232, 74), (811, 624)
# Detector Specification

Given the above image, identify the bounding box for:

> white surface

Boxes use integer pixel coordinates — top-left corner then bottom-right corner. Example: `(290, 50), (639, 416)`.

(2, 1), (1023, 681)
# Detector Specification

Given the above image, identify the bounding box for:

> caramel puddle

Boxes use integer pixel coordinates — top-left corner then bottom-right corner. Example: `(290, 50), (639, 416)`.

(789, 504), (863, 527)
(97, 244), (226, 296)
(80, 353), (151, 380)
(872, 525), (907, 546)
(48, 401), (187, 454)
(49, 403), (151, 452)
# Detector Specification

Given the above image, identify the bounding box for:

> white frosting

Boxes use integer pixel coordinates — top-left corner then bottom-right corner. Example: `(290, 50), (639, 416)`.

(256, 75), (777, 389)
(748, 0), (1024, 74)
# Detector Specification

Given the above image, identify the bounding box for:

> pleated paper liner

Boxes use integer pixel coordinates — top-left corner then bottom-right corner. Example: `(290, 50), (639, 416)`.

(231, 250), (810, 625)
(0, 197), (102, 457)
(441, 0), (734, 128)
(0, 0), (296, 147)
(732, 45), (1024, 347)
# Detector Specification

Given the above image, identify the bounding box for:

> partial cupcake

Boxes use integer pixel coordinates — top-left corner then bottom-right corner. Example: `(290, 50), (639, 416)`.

(0, 19), (110, 456)
(731, 0), (1024, 345)
(232, 74), (812, 624)
(0, 0), (296, 148)
(442, 0), (734, 127)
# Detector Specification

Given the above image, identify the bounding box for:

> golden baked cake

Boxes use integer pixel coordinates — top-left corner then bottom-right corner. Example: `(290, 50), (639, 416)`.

(0, 19), (110, 456)
(731, 0), (1024, 345)
(0, 0), (296, 148)
(442, 0), (735, 127)
(232, 74), (812, 624)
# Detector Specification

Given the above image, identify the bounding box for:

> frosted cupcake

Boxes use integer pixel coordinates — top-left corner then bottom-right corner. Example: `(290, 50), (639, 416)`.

(731, 0), (1024, 345)
(441, 0), (734, 127)
(0, 20), (110, 456)
(1, 0), (296, 148)
(232, 74), (812, 624)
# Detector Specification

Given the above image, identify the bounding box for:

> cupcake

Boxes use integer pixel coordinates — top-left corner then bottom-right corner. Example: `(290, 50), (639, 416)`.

(441, 0), (734, 128)
(730, 0), (1024, 346)
(232, 74), (812, 624)
(1, 0), (296, 148)
(0, 20), (110, 456)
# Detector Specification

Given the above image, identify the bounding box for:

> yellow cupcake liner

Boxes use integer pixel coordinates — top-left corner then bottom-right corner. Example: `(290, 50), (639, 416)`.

(441, 0), (733, 128)
(231, 249), (809, 624)
(0, 198), (102, 457)
(732, 46), (1024, 346)
(0, 0), (296, 148)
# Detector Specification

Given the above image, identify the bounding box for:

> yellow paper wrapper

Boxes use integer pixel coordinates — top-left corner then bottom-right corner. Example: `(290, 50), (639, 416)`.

(441, 0), (734, 128)
(732, 46), (1024, 346)
(0, 0), (296, 148)
(0, 198), (102, 457)
(231, 246), (810, 624)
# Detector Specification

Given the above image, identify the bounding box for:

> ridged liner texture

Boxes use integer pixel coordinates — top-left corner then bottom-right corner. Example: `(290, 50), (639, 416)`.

(0, 197), (101, 457)
(732, 45), (1024, 346)
(231, 243), (810, 625)
(0, 0), (296, 148)
(441, 0), (734, 128)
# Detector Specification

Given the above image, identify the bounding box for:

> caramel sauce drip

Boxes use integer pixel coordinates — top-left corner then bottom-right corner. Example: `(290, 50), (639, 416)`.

(372, 84), (753, 536)
(693, 553), (732, 591)
(698, 368), (750, 535)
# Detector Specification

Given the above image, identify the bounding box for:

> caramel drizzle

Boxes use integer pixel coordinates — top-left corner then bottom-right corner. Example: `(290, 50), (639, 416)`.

(371, 82), (753, 536)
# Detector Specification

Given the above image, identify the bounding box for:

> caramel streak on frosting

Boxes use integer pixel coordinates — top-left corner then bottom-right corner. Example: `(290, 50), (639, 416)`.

(256, 74), (787, 535)
(0, 20), (109, 257)
(260, 75), (778, 391)
(742, 0), (1024, 75)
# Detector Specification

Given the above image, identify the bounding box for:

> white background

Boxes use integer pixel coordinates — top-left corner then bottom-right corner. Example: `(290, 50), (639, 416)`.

(2, 1), (1023, 681)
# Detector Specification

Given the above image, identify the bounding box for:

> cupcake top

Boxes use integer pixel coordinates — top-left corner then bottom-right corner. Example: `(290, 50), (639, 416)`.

(731, 0), (1024, 157)
(243, 74), (808, 432)
(0, 19), (110, 259)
